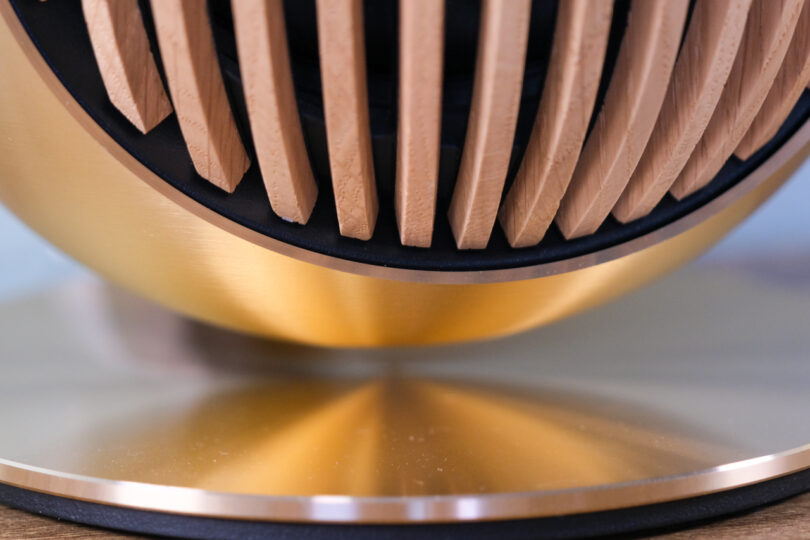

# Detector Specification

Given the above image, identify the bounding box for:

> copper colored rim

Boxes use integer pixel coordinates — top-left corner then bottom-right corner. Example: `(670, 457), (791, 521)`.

(0, 447), (807, 524)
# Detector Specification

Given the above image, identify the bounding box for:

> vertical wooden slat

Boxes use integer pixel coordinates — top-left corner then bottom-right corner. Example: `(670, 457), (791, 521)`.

(150, 0), (250, 192)
(498, 0), (613, 248)
(232, 0), (318, 224)
(612, 0), (752, 224)
(395, 0), (445, 248)
(316, 0), (378, 241)
(735, 1), (810, 160)
(555, 0), (689, 240)
(82, 0), (172, 134)
(670, 0), (804, 199)
(447, 0), (531, 250)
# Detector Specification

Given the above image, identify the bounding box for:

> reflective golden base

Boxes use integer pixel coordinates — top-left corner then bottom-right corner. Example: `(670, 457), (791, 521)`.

(1, 259), (809, 535)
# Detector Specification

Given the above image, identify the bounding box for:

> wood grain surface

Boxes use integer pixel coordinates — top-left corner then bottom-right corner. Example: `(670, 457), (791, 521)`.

(150, 0), (250, 193)
(611, 0), (751, 224)
(395, 0), (444, 248)
(81, 0), (172, 134)
(735, 0), (810, 160)
(669, 0), (804, 199)
(498, 0), (613, 248)
(316, 0), (379, 241)
(3, 491), (810, 538)
(447, 0), (531, 250)
(232, 0), (318, 224)
(555, 0), (689, 240)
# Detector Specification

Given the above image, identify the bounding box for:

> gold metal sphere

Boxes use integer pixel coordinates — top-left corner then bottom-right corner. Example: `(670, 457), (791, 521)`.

(1, 8), (808, 347)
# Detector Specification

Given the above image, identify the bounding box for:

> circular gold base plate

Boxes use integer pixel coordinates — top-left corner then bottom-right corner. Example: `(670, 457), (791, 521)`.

(0, 259), (809, 529)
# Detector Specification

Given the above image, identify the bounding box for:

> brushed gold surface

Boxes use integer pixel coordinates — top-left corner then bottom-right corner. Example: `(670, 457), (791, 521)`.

(1, 261), (810, 522)
(0, 7), (809, 346)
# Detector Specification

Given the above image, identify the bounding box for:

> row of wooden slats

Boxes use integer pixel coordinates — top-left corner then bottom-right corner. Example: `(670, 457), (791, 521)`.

(81, 0), (810, 250)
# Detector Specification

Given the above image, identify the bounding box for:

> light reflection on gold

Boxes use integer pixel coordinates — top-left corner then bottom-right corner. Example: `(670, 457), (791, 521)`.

(197, 382), (384, 495)
(75, 375), (735, 497)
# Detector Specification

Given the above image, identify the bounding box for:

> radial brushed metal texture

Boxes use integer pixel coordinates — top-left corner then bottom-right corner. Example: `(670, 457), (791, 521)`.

(0, 258), (809, 523)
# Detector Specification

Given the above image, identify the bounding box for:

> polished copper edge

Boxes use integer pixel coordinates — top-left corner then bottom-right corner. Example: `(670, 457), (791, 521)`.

(0, 447), (808, 523)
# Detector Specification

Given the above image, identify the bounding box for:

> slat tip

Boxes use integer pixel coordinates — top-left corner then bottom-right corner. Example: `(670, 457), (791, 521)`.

(611, 201), (646, 225)
(556, 217), (597, 241)
(734, 147), (756, 162)
(134, 105), (173, 135)
(399, 233), (432, 249)
(498, 215), (540, 249)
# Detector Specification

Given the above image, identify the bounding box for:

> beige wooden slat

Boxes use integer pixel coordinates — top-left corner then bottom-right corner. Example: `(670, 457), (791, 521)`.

(612, 0), (751, 224)
(150, 0), (250, 192)
(395, 0), (445, 248)
(498, 0), (613, 248)
(447, 0), (531, 250)
(232, 0), (318, 224)
(735, 0), (810, 160)
(82, 0), (172, 134)
(670, 0), (804, 199)
(555, 0), (689, 240)
(316, 0), (378, 241)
